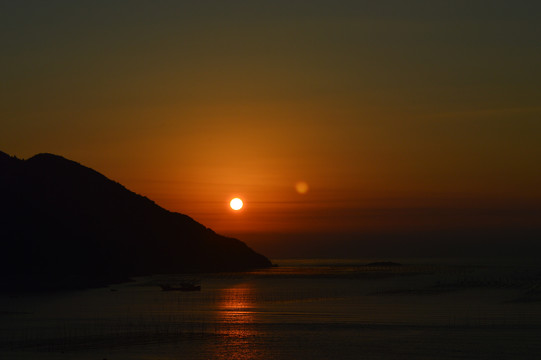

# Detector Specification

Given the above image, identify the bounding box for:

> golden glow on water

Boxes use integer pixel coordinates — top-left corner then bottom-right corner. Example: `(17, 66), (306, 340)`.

(211, 283), (265, 359)
(218, 284), (255, 326)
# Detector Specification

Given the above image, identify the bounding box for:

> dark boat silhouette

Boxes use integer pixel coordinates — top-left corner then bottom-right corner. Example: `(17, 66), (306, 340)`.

(159, 283), (201, 291)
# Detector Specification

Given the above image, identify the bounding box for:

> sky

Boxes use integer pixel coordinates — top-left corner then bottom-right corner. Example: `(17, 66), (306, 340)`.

(2, 1), (540, 257)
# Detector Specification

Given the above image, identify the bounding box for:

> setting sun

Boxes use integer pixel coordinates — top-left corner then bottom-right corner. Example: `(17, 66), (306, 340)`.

(230, 198), (243, 211)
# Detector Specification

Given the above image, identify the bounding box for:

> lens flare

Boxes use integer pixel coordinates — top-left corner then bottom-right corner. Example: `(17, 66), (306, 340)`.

(295, 181), (309, 194)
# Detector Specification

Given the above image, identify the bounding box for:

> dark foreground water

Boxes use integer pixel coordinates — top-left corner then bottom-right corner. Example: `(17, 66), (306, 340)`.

(1, 258), (541, 359)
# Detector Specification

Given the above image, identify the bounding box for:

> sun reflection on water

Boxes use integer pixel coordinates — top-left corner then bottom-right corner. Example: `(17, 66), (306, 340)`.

(211, 283), (268, 359)
(218, 284), (256, 328)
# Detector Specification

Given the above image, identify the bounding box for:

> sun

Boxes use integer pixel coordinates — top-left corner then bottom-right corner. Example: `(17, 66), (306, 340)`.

(230, 198), (243, 211)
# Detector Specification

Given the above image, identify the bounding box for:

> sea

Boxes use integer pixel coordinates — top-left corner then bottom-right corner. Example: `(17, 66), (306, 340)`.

(1, 258), (541, 359)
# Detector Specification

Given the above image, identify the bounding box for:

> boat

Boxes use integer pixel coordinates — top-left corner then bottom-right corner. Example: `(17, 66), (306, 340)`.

(159, 283), (201, 291)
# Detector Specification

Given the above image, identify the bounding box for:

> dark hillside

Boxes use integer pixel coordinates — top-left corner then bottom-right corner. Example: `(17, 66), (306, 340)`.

(0, 151), (271, 290)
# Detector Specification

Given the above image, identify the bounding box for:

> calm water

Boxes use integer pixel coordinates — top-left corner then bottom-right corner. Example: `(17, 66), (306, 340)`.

(1, 258), (541, 359)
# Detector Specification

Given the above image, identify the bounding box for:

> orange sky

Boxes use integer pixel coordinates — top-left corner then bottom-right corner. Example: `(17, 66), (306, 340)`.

(1, 2), (540, 256)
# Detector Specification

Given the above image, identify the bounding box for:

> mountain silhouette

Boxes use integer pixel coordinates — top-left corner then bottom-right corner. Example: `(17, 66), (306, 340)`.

(0, 151), (271, 290)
